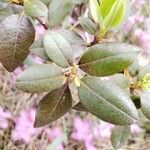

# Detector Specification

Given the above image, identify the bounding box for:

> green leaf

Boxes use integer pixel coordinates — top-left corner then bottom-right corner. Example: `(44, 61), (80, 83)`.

(48, 0), (72, 27)
(0, 14), (35, 72)
(141, 91), (150, 120)
(69, 81), (80, 106)
(44, 30), (74, 67)
(128, 60), (141, 77)
(23, 56), (36, 66)
(16, 63), (65, 93)
(130, 93), (141, 109)
(73, 102), (87, 112)
(57, 29), (85, 45)
(78, 76), (138, 125)
(103, 0), (126, 32)
(138, 64), (150, 80)
(0, 2), (23, 22)
(57, 29), (86, 62)
(30, 37), (49, 60)
(99, 0), (116, 19)
(89, 0), (101, 23)
(24, 0), (48, 21)
(110, 74), (131, 89)
(79, 42), (140, 76)
(79, 17), (97, 34)
(111, 126), (130, 149)
(34, 85), (72, 127)
(142, 74), (150, 90)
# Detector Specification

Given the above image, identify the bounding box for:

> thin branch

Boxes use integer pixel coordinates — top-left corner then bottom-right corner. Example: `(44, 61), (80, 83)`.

(35, 17), (49, 30)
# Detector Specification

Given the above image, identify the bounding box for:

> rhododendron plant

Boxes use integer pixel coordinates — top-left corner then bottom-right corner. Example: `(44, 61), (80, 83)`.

(0, 0), (149, 149)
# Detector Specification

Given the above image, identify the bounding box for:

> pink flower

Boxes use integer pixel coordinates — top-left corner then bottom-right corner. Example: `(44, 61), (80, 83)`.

(10, 67), (23, 86)
(133, 0), (145, 8)
(45, 127), (64, 150)
(45, 127), (63, 140)
(0, 107), (12, 129)
(71, 117), (96, 150)
(71, 117), (93, 141)
(124, 14), (144, 32)
(36, 25), (45, 39)
(30, 55), (44, 64)
(12, 108), (42, 143)
(85, 140), (96, 150)
(134, 29), (150, 53)
(131, 124), (142, 134)
(93, 121), (114, 138)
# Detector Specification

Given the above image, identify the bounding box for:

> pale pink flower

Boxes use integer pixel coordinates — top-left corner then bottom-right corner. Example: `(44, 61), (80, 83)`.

(134, 29), (150, 53)
(45, 127), (63, 140)
(93, 121), (114, 138)
(0, 107), (12, 129)
(133, 0), (145, 8)
(35, 25), (45, 39)
(10, 67), (23, 86)
(85, 140), (96, 150)
(131, 124), (142, 134)
(45, 127), (64, 150)
(124, 14), (144, 32)
(12, 108), (42, 143)
(30, 55), (44, 64)
(71, 117), (96, 150)
(71, 117), (93, 141)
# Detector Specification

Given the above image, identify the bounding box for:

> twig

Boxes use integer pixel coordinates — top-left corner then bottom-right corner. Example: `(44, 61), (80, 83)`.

(35, 17), (49, 30)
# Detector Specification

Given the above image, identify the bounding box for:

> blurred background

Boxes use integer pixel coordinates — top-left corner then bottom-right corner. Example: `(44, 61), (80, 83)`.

(0, 0), (150, 149)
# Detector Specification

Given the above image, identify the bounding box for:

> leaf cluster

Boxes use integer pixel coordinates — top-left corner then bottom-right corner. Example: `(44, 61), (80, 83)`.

(0, 0), (149, 149)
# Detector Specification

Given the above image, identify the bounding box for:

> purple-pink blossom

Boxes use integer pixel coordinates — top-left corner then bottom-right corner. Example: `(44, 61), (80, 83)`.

(124, 14), (144, 32)
(45, 127), (64, 150)
(35, 25), (45, 39)
(71, 117), (96, 150)
(134, 29), (150, 54)
(0, 107), (12, 129)
(131, 124), (142, 134)
(12, 108), (42, 143)
(93, 121), (114, 138)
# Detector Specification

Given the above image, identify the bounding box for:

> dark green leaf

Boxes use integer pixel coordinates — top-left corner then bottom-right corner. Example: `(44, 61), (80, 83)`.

(79, 17), (97, 34)
(16, 63), (65, 93)
(130, 93), (141, 109)
(34, 85), (72, 127)
(24, 0), (48, 20)
(79, 43), (140, 76)
(111, 126), (130, 149)
(30, 37), (49, 60)
(44, 30), (74, 67)
(48, 0), (72, 27)
(57, 29), (86, 62)
(0, 2), (23, 22)
(141, 91), (150, 120)
(78, 76), (138, 125)
(0, 14), (35, 72)
(73, 102), (87, 112)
